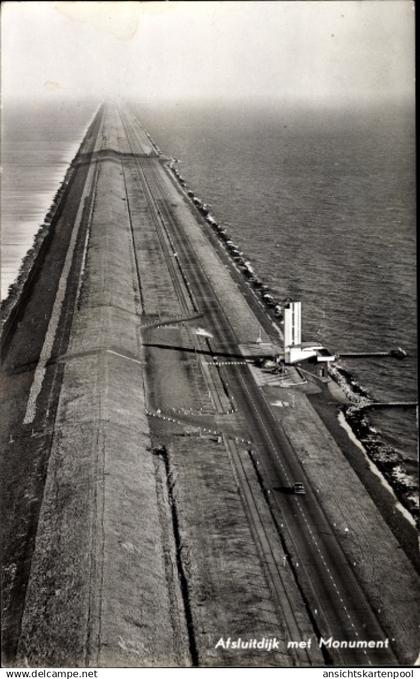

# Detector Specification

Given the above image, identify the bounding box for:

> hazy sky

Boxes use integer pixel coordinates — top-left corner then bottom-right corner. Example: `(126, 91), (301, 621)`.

(1, 1), (415, 105)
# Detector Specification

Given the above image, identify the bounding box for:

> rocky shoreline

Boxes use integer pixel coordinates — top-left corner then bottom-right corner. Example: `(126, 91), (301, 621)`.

(330, 364), (418, 523)
(162, 152), (419, 528)
(2, 120), (417, 529)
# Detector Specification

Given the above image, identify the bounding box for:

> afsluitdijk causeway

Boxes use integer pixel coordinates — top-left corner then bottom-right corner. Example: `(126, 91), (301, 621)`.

(0, 102), (419, 668)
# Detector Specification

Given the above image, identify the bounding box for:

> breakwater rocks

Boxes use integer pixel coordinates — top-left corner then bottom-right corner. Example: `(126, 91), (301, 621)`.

(166, 158), (418, 525)
(144, 130), (161, 156)
(331, 365), (418, 523)
(167, 158), (284, 320)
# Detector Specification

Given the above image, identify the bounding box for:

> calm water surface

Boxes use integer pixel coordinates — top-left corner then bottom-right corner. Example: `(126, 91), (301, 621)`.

(1, 99), (96, 298)
(1, 98), (417, 483)
(135, 100), (417, 475)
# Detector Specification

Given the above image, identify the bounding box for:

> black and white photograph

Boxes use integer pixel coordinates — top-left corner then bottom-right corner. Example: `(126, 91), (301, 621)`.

(0, 0), (418, 671)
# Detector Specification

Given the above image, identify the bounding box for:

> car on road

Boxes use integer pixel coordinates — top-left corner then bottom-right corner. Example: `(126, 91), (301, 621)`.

(293, 482), (306, 495)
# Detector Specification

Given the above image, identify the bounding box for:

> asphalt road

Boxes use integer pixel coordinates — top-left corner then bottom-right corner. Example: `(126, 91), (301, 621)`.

(119, 105), (398, 666)
(1, 103), (403, 666)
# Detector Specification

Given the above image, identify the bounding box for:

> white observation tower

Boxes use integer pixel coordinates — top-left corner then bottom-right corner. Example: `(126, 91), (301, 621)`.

(283, 301), (335, 365)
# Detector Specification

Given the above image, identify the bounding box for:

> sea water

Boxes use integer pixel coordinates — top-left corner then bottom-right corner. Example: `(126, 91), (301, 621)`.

(135, 100), (417, 483)
(1, 98), (96, 298)
(1, 97), (416, 494)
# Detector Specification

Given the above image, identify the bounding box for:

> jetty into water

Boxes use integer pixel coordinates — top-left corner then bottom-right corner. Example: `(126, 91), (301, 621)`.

(0, 102), (419, 668)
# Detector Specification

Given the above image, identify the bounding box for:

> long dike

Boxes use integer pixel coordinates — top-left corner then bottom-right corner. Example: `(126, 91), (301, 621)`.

(0, 103), (419, 668)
